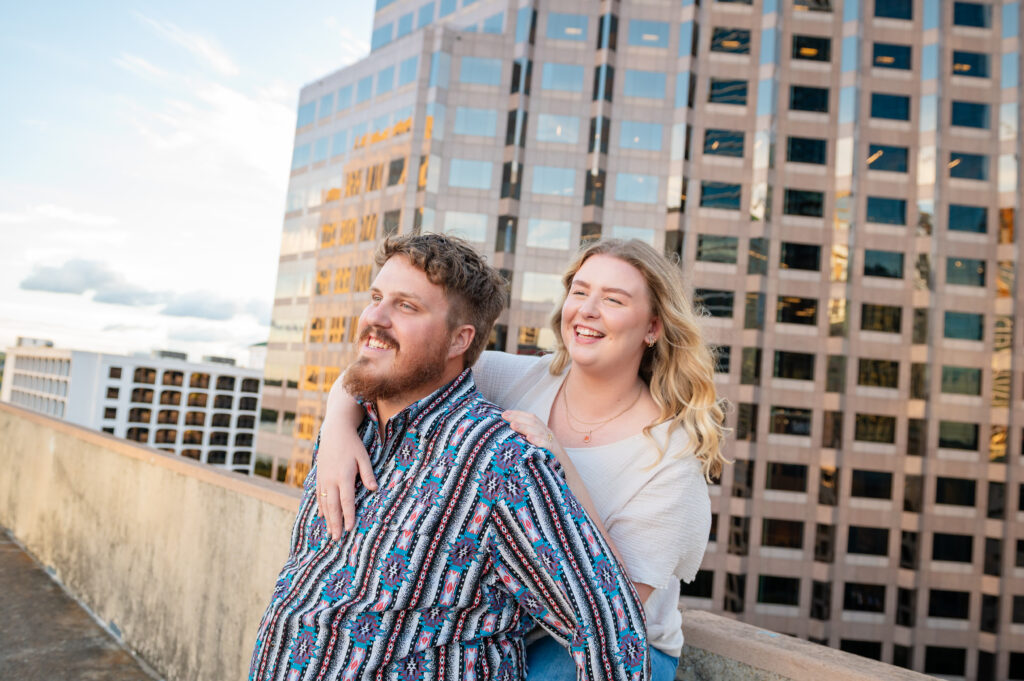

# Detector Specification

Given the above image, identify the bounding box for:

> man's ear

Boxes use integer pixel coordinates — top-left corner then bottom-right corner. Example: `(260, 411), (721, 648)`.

(447, 324), (476, 360)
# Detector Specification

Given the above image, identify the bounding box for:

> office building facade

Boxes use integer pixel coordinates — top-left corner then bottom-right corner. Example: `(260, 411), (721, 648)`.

(261, 1), (1022, 678)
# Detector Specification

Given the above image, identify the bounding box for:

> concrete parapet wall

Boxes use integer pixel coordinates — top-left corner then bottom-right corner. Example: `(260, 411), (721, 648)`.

(0, 403), (300, 681)
(0, 405), (930, 681)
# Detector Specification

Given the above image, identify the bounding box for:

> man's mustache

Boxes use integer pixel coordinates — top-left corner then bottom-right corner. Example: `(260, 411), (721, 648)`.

(358, 325), (400, 351)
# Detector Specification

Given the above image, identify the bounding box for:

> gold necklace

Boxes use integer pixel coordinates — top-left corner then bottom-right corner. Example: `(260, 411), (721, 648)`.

(562, 379), (643, 443)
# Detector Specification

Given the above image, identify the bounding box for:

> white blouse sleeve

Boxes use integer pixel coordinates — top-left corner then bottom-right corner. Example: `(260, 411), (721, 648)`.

(471, 351), (544, 406)
(607, 455), (711, 588)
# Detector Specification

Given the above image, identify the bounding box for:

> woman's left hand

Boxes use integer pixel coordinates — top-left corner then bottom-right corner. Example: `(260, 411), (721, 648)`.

(502, 410), (567, 460)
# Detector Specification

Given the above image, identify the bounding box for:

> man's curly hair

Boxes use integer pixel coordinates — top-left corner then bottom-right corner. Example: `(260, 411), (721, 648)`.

(376, 233), (508, 367)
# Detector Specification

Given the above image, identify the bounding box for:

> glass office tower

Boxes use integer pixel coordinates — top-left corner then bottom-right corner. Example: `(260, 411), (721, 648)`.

(260, 1), (1022, 678)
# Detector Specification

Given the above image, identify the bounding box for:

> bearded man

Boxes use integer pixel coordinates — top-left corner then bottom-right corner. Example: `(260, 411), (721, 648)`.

(248, 234), (650, 681)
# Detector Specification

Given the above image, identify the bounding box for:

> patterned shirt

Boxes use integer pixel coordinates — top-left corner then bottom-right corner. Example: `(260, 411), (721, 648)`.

(249, 370), (650, 681)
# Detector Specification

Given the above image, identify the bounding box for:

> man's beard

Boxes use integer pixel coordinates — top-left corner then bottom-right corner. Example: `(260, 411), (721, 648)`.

(343, 326), (449, 403)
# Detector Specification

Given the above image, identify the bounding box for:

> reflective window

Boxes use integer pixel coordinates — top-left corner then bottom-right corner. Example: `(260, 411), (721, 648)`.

(790, 85), (828, 112)
(710, 78), (748, 105)
(547, 13), (587, 41)
(870, 93), (909, 120)
(705, 129), (744, 157)
(951, 101), (989, 128)
(439, 0), (455, 16)
(541, 63), (585, 92)
(697, 235), (739, 263)
(296, 101), (316, 128)
(936, 476), (976, 505)
(429, 52), (451, 88)
(769, 410), (812, 438)
(679, 21), (695, 57)
(865, 197), (906, 225)
(947, 257), (986, 286)
(371, 23), (393, 51)
(536, 114), (579, 143)
(953, 1), (991, 27)
(336, 85), (352, 111)
(944, 311), (983, 340)
(460, 57), (503, 85)
(948, 204), (987, 233)
(376, 66), (395, 96)
(749, 238), (768, 274)
(624, 70), (666, 98)
(949, 152), (988, 180)
(448, 159), (492, 190)
(875, 0), (912, 20)
(482, 12), (503, 34)
(453, 107), (498, 136)
(443, 212), (487, 242)
(619, 121), (662, 150)
(694, 289), (735, 317)
(318, 93), (334, 120)
(941, 366), (982, 395)
(531, 166), (576, 196)
(792, 35), (831, 61)
(520, 273), (563, 304)
(795, 0), (833, 10)
(614, 173), (658, 204)
(867, 144), (907, 172)
(398, 56), (418, 86)
(700, 181), (742, 210)
(417, 2), (435, 28)
(711, 28), (751, 54)
(762, 518), (804, 548)
(864, 249), (904, 278)
(356, 75), (373, 104)
(849, 526), (889, 555)
(787, 136), (826, 164)
(851, 470), (893, 499)
(628, 20), (670, 48)
(783, 189), (824, 217)
(592, 64), (612, 101)
(291, 144), (310, 169)
(855, 414), (897, 443)
(873, 42), (911, 69)
(773, 351), (815, 380)
(953, 51), (990, 77)
(776, 296), (818, 325)
(861, 303), (901, 332)
(396, 11), (413, 38)
(779, 242), (821, 270)
(515, 7), (535, 43)
(597, 13), (618, 50)
(312, 137), (329, 163)
(525, 219), (571, 249)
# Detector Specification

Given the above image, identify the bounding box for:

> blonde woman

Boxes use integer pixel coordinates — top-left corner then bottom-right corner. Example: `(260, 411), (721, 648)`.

(316, 239), (727, 680)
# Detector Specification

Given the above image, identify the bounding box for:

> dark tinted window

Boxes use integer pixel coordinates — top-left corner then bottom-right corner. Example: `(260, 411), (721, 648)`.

(933, 533), (973, 562)
(951, 101), (990, 128)
(851, 470), (892, 499)
(779, 242), (820, 270)
(953, 2), (992, 27)
(694, 289), (735, 317)
(875, 0), (912, 19)
(700, 181), (742, 210)
(953, 51), (990, 77)
(864, 249), (903, 278)
(697, 234), (739, 262)
(790, 85), (829, 112)
(867, 144), (908, 172)
(925, 647), (966, 676)
(709, 78), (748, 105)
(776, 296), (818, 325)
(929, 590), (970, 619)
(783, 189), (824, 217)
(938, 421), (979, 450)
(711, 27), (751, 54)
(871, 93), (910, 120)
(936, 476), (976, 506)
(865, 196), (906, 225)
(762, 518), (804, 548)
(680, 570), (713, 598)
(858, 359), (899, 388)
(940, 366), (982, 395)
(844, 582), (886, 612)
(758, 576), (800, 605)
(704, 129), (745, 157)
(873, 43), (911, 69)
(944, 311), (983, 340)
(861, 303), (901, 333)
(792, 35), (831, 61)
(854, 414), (897, 443)
(947, 257), (986, 286)
(949, 152), (988, 180)
(949, 204), (987, 232)
(848, 526), (889, 555)
(841, 640), (882, 660)
(773, 351), (815, 380)
(768, 409), (813, 437)
(787, 136), (827, 164)
(795, 0), (833, 10)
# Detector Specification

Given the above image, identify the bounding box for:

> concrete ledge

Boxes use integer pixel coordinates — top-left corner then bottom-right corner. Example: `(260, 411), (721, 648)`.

(0, 403), (300, 681)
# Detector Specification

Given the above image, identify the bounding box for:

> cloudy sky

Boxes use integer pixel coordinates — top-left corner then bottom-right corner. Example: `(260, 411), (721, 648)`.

(0, 3), (374, 365)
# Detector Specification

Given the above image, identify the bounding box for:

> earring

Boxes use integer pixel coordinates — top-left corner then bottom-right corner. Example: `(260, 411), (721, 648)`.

(646, 336), (656, 348)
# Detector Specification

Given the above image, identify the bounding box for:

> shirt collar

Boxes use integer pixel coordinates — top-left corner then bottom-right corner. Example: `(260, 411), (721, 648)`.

(357, 368), (476, 436)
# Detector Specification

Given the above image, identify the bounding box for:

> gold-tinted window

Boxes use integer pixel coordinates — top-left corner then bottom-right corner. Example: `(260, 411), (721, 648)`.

(126, 427), (149, 443)
(183, 430), (203, 445)
(185, 411), (205, 426)
(188, 393), (208, 407)
(354, 265), (373, 292)
(302, 365), (320, 391)
(324, 366), (341, 393)
(190, 373), (210, 389)
(320, 223), (337, 249)
(131, 388), (154, 403)
(155, 429), (176, 444)
(309, 317), (325, 343)
(157, 409), (179, 424)
(345, 169), (363, 196)
(338, 219), (357, 245)
(360, 213), (378, 241)
(366, 163), (385, 191)
(334, 267), (353, 293)
(316, 269), (331, 295)
(133, 367), (156, 384)
(162, 371), (184, 386)
(328, 317), (345, 343)
(128, 408), (151, 423)
(296, 413), (316, 440)
(159, 391), (181, 405)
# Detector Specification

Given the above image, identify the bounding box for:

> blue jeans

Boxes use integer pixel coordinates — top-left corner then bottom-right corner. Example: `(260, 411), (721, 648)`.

(526, 634), (679, 681)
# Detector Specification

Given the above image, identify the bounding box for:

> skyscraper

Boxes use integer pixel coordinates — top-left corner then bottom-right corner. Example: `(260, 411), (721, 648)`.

(260, 1), (1022, 677)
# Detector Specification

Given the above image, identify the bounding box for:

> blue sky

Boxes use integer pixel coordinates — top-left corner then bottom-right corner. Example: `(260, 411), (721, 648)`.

(0, 2), (374, 364)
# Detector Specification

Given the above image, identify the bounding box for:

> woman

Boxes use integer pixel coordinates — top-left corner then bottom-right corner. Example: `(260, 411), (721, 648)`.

(316, 239), (727, 680)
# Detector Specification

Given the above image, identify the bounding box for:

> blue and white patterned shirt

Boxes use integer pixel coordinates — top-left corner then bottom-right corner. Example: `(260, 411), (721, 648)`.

(249, 370), (650, 681)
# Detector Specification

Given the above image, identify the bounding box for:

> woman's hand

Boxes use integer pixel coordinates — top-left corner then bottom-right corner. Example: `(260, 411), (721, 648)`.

(316, 376), (378, 541)
(502, 410), (569, 463)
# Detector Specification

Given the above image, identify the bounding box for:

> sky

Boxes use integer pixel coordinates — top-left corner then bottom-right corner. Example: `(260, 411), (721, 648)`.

(0, 2), (374, 366)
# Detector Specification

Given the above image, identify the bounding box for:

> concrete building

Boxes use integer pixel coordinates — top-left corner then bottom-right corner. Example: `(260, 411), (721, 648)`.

(1, 342), (263, 475)
(261, 1), (1023, 678)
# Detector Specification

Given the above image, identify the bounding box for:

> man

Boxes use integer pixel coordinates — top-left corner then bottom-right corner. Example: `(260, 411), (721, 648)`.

(249, 234), (650, 681)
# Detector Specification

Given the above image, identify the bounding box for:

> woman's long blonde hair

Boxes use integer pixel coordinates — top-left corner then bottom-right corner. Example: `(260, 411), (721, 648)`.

(549, 239), (729, 480)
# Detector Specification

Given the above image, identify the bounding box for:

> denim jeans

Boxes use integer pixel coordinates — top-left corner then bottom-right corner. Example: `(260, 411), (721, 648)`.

(525, 634), (679, 681)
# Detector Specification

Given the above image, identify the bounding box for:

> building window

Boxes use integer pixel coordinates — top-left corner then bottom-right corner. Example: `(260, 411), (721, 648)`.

(736, 403), (757, 441)
(711, 27), (751, 54)
(947, 257), (986, 287)
(133, 367), (156, 384)
(766, 461), (808, 490)
(901, 530), (919, 568)
(614, 173), (658, 204)
(540, 63), (585, 92)
(190, 373), (210, 389)
(854, 414), (896, 443)
(953, 51), (990, 77)
(591, 64), (611, 101)
(460, 57), (503, 86)
(896, 589), (916, 627)
(131, 388), (154, 403)
(792, 35), (830, 61)
(748, 238), (768, 274)
(694, 289), (734, 317)
(704, 129), (744, 157)
(125, 427), (149, 443)
(944, 311), (983, 340)
(104, 407), (116, 420)
(106, 387), (119, 399)
(532, 166), (575, 196)
(449, 159), (493, 190)
(858, 359), (899, 388)
(713, 346), (731, 373)
(709, 79), (748, 105)
(851, 470), (892, 499)
(953, 2), (992, 27)
(848, 526), (889, 556)
(867, 144), (908, 173)
(583, 169), (604, 206)
(733, 462), (755, 499)
(844, 583), (886, 612)
(795, 0), (833, 10)
(783, 189), (824, 217)
(936, 477), (976, 506)
(776, 296), (817, 325)
(870, 93), (910, 120)
(865, 197), (906, 225)
(773, 351), (814, 380)
(536, 114), (579, 144)
(941, 366), (982, 395)
(757, 576), (800, 606)
(933, 533), (973, 562)
(546, 12), (587, 41)
(822, 412), (842, 449)
(779, 242), (820, 270)
(948, 204), (988, 233)
(873, 42), (911, 69)
(740, 347), (762, 384)
(697, 235), (739, 263)
(109, 366), (122, 379)
(789, 85), (829, 112)
(786, 136), (826, 164)
(723, 573), (745, 613)
(680, 570), (714, 598)
(938, 421), (979, 450)
(762, 518), (804, 548)
(863, 250), (904, 278)
(158, 410), (179, 425)
(929, 590), (970, 619)
(949, 152), (988, 180)
(861, 304), (901, 333)
(623, 70), (666, 99)
(951, 101), (989, 129)
(628, 19), (670, 48)
(700, 182), (742, 210)
(453, 107), (498, 136)
(815, 523), (835, 562)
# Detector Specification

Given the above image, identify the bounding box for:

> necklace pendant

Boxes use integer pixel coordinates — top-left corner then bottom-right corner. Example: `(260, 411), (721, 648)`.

(583, 432), (591, 443)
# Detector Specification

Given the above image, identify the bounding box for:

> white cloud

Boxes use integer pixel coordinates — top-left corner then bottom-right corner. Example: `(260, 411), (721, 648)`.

(0, 204), (119, 227)
(114, 52), (169, 80)
(135, 13), (240, 77)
